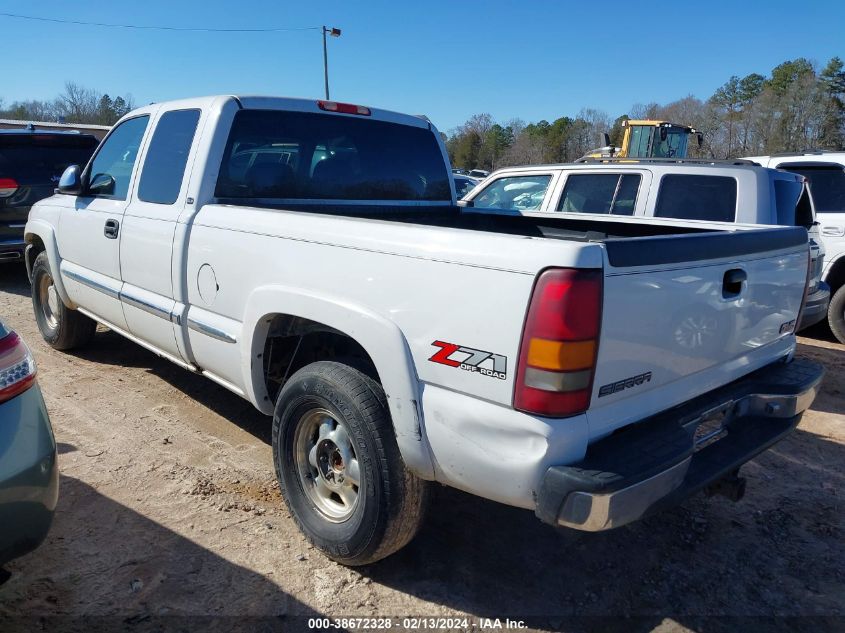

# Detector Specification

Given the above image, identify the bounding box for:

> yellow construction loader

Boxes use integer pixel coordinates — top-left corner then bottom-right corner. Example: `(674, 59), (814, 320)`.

(583, 120), (703, 161)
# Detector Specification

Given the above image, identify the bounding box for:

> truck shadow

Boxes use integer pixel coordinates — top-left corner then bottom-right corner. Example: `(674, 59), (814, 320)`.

(0, 263), (32, 299)
(795, 339), (845, 417)
(73, 329), (272, 444)
(54, 322), (845, 629)
(362, 426), (843, 630)
(0, 475), (323, 632)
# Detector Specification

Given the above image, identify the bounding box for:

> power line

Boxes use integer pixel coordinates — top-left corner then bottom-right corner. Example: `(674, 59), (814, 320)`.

(0, 11), (320, 33)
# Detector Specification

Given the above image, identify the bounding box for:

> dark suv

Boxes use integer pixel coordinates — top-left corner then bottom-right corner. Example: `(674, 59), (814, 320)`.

(0, 128), (99, 262)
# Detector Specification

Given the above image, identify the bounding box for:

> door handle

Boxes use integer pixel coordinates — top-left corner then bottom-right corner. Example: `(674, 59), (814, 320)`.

(104, 219), (119, 239)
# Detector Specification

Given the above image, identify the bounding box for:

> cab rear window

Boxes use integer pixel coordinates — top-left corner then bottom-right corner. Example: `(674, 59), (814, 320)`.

(215, 110), (451, 201)
(0, 136), (99, 185)
(654, 174), (737, 222)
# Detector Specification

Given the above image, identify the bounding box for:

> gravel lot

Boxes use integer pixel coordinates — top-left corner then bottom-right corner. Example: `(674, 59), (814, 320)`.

(0, 263), (842, 632)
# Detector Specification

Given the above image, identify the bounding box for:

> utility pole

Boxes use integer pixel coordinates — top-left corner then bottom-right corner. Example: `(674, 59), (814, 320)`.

(322, 26), (342, 100)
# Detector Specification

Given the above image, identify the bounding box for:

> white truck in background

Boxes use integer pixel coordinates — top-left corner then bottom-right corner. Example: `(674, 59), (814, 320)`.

(744, 151), (845, 342)
(460, 159), (830, 332)
(26, 96), (823, 564)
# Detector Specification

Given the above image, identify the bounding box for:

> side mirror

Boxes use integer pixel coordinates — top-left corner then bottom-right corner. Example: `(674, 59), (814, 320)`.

(88, 173), (116, 196)
(457, 199), (474, 208)
(659, 127), (668, 141)
(56, 164), (83, 195)
(697, 133), (704, 148)
(602, 132), (611, 147)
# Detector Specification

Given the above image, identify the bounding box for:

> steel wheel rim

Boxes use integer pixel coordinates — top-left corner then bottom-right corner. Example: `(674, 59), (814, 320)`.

(293, 407), (361, 522)
(38, 272), (59, 330)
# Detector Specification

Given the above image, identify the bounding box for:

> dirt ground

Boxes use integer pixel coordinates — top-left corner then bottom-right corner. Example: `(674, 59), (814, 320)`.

(0, 263), (842, 633)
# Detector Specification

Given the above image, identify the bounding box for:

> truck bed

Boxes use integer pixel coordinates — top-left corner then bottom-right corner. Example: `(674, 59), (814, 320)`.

(214, 200), (807, 266)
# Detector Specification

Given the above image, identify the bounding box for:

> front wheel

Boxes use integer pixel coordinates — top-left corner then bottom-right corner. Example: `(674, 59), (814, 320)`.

(272, 361), (430, 566)
(31, 252), (96, 350)
(828, 285), (845, 344)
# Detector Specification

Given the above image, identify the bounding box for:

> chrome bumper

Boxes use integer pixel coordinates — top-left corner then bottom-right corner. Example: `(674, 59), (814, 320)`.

(536, 358), (824, 532)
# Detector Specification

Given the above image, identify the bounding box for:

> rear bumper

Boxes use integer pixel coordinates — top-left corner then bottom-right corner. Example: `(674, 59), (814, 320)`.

(535, 358), (823, 531)
(798, 282), (830, 330)
(0, 238), (26, 262)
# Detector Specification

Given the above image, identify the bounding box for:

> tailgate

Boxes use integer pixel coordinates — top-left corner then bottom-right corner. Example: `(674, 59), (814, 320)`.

(587, 226), (809, 439)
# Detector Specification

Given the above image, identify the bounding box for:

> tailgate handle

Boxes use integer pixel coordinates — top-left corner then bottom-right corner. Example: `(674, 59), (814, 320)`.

(723, 268), (746, 298)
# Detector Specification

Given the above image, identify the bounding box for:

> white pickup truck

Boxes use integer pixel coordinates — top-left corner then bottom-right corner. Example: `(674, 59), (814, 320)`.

(25, 96), (823, 565)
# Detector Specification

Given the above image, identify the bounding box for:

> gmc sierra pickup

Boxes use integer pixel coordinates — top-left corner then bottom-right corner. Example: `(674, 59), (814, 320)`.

(25, 96), (823, 565)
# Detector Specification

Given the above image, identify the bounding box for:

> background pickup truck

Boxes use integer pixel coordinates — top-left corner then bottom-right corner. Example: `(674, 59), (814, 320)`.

(25, 95), (823, 565)
(460, 158), (830, 331)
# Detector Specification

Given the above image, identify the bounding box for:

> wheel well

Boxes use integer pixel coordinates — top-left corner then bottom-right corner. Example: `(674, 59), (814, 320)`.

(826, 257), (845, 293)
(24, 234), (45, 281)
(260, 315), (379, 405)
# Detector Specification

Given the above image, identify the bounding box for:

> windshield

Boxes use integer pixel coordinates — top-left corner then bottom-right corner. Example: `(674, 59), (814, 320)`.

(0, 136), (99, 185)
(780, 165), (845, 213)
(215, 110), (451, 202)
(627, 125), (689, 158)
(453, 177), (476, 198)
(473, 175), (551, 211)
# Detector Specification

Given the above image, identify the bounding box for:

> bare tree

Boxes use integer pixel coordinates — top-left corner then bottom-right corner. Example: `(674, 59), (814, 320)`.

(55, 81), (100, 122)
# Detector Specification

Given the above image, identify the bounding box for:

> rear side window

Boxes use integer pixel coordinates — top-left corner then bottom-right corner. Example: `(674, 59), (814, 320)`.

(138, 109), (201, 205)
(86, 116), (149, 200)
(654, 175), (737, 222)
(557, 173), (641, 215)
(0, 136), (98, 185)
(473, 175), (551, 211)
(215, 109), (451, 201)
(780, 165), (845, 213)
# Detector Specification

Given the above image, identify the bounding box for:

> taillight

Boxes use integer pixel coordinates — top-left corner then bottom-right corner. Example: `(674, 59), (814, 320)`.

(0, 331), (37, 403)
(0, 177), (19, 198)
(514, 269), (602, 417)
(317, 100), (371, 116)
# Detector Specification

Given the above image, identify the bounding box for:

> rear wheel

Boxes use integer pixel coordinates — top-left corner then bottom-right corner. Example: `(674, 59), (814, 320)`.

(31, 252), (96, 350)
(828, 285), (845, 344)
(273, 361), (429, 565)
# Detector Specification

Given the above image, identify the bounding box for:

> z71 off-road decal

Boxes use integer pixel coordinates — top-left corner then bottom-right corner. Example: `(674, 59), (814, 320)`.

(429, 340), (507, 380)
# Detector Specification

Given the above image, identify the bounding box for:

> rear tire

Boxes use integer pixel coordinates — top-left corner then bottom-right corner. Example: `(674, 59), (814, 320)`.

(828, 285), (845, 344)
(31, 252), (96, 350)
(272, 361), (429, 566)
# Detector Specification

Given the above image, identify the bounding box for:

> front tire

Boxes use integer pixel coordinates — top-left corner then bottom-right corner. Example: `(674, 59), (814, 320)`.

(272, 361), (429, 565)
(31, 252), (96, 350)
(828, 285), (845, 344)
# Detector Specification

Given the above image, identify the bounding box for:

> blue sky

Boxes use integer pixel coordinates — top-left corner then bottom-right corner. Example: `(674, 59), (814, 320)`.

(3, 1), (844, 133)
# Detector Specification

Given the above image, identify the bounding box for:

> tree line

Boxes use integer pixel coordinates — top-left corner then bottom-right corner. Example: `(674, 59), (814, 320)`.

(0, 82), (135, 126)
(447, 57), (845, 170)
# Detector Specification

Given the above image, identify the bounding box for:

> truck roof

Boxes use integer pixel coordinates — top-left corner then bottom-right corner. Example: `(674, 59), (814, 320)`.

(484, 160), (803, 181)
(123, 95), (435, 131)
(0, 128), (99, 140)
(745, 151), (845, 165)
